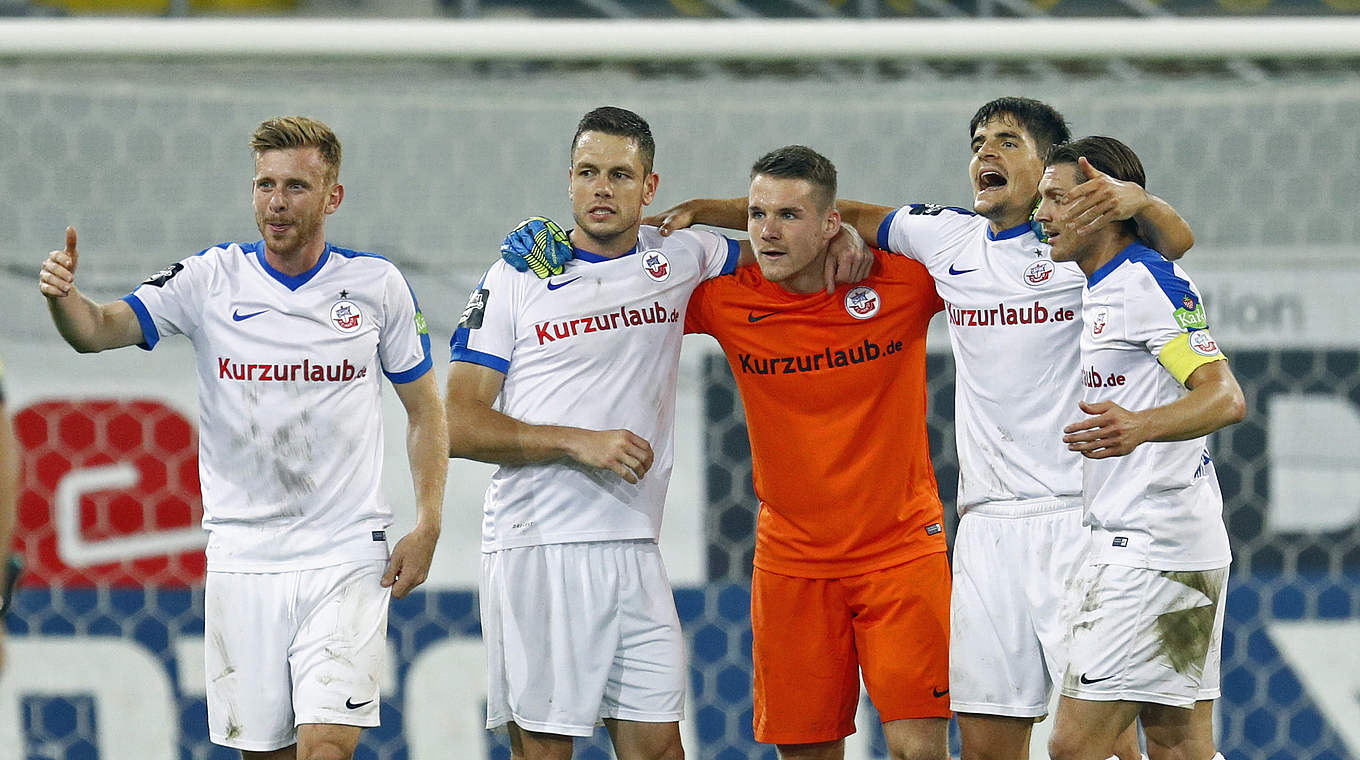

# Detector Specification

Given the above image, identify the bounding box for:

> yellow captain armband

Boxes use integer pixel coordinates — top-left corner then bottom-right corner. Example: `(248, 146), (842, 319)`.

(1158, 330), (1227, 386)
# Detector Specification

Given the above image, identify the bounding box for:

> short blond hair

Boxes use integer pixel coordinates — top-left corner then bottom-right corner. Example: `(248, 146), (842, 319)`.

(250, 116), (342, 185)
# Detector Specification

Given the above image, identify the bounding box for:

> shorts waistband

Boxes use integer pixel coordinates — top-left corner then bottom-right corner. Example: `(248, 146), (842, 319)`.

(961, 497), (1083, 519)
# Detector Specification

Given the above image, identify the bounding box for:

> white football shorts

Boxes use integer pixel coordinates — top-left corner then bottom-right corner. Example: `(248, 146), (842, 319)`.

(204, 560), (391, 751)
(950, 501), (1087, 718)
(1060, 563), (1228, 708)
(481, 539), (686, 736)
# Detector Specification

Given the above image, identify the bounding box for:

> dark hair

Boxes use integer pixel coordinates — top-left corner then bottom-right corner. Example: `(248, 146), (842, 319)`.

(969, 97), (1071, 157)
(571, 106), (656, 173)
(1049, 136), (1147, 234)
(749, 145), (838, 210)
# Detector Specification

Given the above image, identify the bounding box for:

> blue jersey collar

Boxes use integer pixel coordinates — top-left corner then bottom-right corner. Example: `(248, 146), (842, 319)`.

(255, 241), (331, 290)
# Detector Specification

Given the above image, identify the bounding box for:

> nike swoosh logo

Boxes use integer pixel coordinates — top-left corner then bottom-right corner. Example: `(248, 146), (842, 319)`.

(345, 698), (374, 709)
(747, 311), (788, 323)
(948, 264), (979, 275)
(932, 687), (949, 698)
(546, 277), (581, 291)
(232, 309), (268, 322)
(1079, 673), (1115, 685)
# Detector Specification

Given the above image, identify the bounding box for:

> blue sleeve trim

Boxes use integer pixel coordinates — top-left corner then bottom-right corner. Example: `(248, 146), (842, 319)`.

(385, 352), (433, 384)
(120, 294), (159, 351)
(877, 209), (898, 251)
(721, 237), (740, 275)
(450, 348), (510, 374)
(1141, 254), (1197, 313)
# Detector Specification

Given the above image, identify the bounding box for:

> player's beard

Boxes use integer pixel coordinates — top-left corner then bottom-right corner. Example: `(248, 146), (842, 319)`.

(258, 213), (322, 262)
(572, 209), (639, 251)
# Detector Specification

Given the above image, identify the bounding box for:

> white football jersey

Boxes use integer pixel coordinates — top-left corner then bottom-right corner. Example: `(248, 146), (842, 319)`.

(452, 227), (738, 552)
(1078, 242), (1232, 570)
(879, 205), (1086, 514)
(123, 241), (433, 571)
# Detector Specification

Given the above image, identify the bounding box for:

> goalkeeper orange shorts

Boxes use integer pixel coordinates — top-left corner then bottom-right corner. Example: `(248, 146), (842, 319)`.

(751, 551), (951, 745)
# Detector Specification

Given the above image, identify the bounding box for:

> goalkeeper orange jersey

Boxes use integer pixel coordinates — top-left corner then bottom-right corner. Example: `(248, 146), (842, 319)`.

(686, 252), (947, 578)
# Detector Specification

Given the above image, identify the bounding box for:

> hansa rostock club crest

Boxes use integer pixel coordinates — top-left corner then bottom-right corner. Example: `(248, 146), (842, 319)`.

(331, 299), (363, 333)
(642, 250), (670, 282)
(844, 285), (880, 320)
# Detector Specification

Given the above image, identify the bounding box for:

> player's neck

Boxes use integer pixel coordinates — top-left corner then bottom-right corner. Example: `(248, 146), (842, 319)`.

(1075, 231), (1136, 278)
(772, 251), (830, 295)
(987, 208), (1030, 236)
(264, 239), (327, 276)
(569, 226), (639, 259)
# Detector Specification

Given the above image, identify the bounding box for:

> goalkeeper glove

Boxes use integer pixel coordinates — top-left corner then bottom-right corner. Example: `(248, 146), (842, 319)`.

(500, 216), (574, 278)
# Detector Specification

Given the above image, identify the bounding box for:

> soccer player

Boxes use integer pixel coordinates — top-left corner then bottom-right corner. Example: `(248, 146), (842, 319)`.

(642, 98), (1197, 760)
(445, 106), (739, 760)
(686, 146), (952, 760)
(1034, 135), (1244, 760)
(38, 116), (448, 760)
(0, 356), (17, 675)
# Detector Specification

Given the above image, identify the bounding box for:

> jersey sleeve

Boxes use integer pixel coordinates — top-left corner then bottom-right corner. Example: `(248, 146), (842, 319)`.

(876, 203), (979, 268)
(693, 229), (740, 281)
(120, 250), (216, 350)
(449, 262), (517, 375)
(1127, 261), (1226, 386)
(378, 264), (434, 384)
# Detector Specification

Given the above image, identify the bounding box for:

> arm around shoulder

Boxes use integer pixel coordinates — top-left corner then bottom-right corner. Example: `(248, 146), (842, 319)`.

(836, 200), (896, 248)
(1135, 192), (1196, 261)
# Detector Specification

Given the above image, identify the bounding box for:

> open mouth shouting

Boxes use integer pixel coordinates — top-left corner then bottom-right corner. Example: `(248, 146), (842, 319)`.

(976, 168), (1008, 197)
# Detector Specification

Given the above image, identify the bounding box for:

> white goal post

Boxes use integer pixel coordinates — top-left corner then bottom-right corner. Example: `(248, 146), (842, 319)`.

(0, 16), (1358, 60)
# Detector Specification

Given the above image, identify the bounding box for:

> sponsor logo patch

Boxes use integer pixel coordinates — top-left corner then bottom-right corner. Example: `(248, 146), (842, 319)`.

(142, 262), (184, 287)
(460, 289), (489, 329)
(1174, 302), (1209, 330)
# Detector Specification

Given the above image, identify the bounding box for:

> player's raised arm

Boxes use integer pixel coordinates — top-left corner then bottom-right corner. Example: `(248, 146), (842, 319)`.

(446, 362), (654, 484)
(1064, 156), (1195, 260)
(382, 370), (448, 599)
(39, 227), (144, 353)
(1063, 360), (1245, 459)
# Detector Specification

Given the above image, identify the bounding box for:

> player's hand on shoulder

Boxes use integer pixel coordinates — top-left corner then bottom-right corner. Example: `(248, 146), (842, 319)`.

(823, 222), (873, 294)
(39, 227), (80, 298)
(382, 522), (440, 599)
(1066, 156), (1151, 238)
(500, 216), (573, 279)
(1062, 399), (1148, 459)
(567, 428), (654, 484)
(642, 200), (701, 236)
